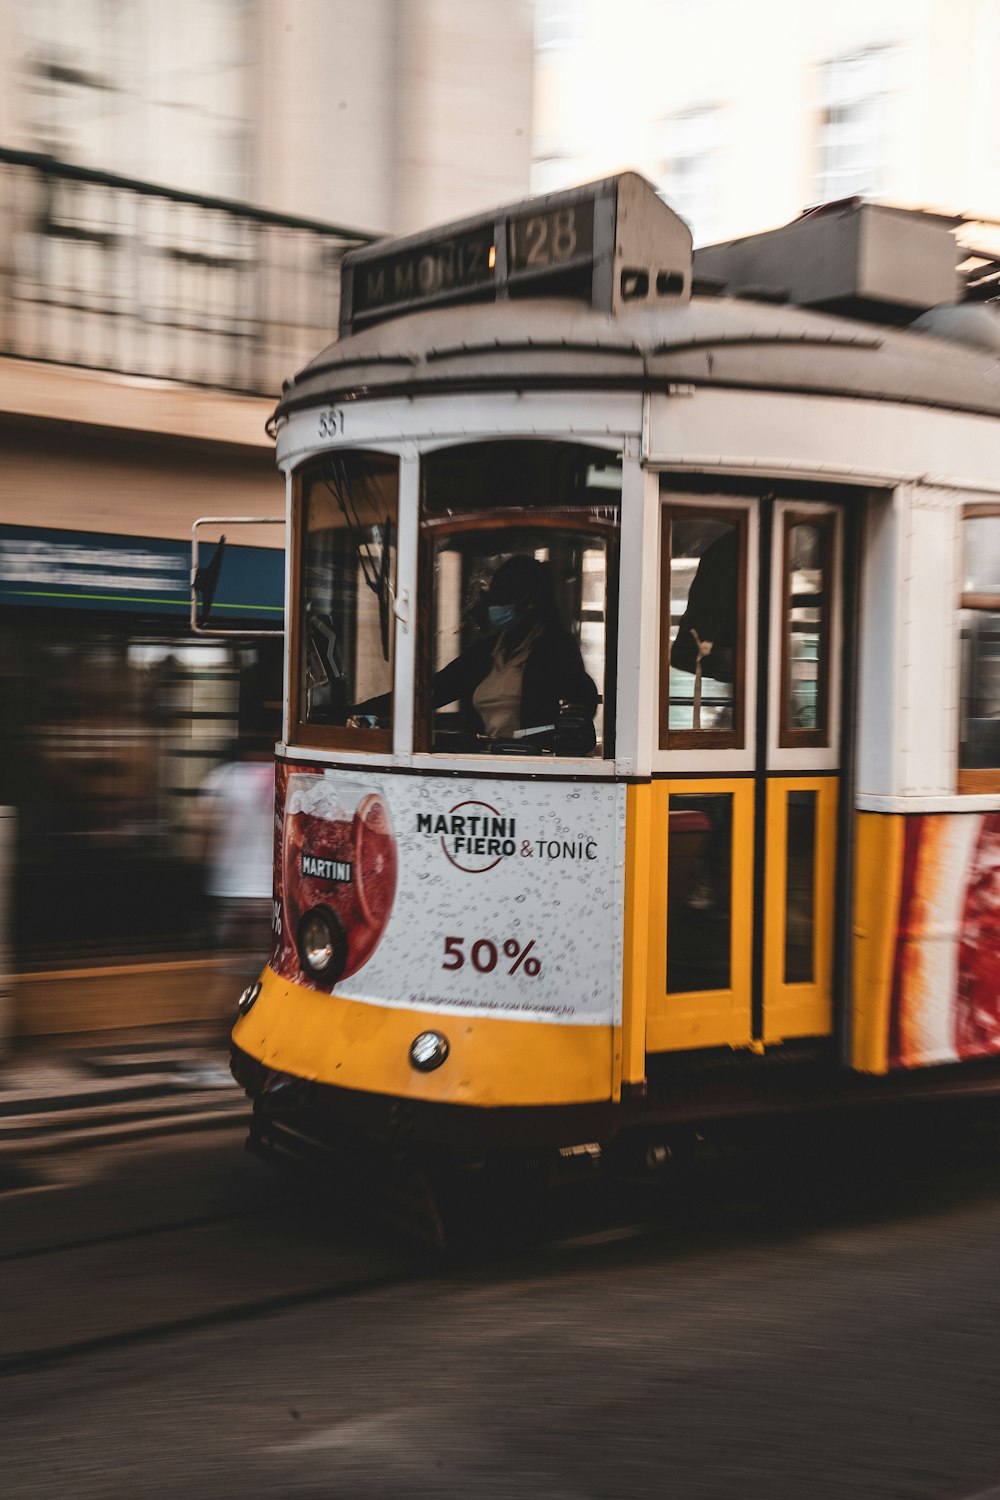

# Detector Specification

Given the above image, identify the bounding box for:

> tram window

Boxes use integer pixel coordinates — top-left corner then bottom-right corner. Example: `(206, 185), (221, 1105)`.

(779, 514), (833, 748)
(660, 505), (746, 749)
(294, 453), (398, 749)
(666, 793), (732, 993)
(958, 509), (1000, 788)
(420, 441), (620, 757)
(785, 790), (817, 984)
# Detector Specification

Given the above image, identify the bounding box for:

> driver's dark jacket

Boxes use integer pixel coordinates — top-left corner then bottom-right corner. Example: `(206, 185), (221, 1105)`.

(432, 625), (598, 742)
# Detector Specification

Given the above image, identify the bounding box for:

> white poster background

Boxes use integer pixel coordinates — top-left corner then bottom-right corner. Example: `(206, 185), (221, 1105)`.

(285, 771), (627, 1026)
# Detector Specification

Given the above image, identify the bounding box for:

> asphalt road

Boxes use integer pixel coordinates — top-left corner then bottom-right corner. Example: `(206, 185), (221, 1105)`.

(4, 1112), (1000, 1499)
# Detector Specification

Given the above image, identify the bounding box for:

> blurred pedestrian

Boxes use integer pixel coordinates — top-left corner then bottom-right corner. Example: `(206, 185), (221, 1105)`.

(198, 728), (275, 1004)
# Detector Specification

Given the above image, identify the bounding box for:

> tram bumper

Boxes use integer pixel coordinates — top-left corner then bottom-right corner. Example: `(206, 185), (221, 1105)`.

(231, 1035), (622, 1153)
(231, 965), (616, 1113)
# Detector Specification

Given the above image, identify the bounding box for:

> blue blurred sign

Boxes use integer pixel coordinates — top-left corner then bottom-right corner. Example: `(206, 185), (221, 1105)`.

(0, 525), (283, 620)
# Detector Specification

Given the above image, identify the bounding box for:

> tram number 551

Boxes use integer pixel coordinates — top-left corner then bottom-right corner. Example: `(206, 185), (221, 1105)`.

(317, 407), (344, 439)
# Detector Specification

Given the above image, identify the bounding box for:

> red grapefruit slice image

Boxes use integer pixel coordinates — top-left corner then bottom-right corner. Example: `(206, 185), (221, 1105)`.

(956, 812), (1000, 1059)
(353, 792), (398, 929)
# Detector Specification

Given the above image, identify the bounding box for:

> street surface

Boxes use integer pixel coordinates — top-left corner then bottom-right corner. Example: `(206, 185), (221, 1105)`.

(4, 1109), (1000, 1498)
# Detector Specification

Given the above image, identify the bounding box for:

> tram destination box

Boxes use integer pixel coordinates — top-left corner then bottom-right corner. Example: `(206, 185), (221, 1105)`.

(339, 173), (693, 335)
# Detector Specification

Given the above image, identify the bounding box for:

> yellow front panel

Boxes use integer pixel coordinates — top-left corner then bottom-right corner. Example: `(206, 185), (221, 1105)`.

(762, 777), (838, 1043)
(645, 778), (754, 1054)
(233, 966), (614, 1107)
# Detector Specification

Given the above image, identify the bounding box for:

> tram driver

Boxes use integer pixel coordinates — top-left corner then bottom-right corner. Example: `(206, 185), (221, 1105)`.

(355, 554), (599, 753)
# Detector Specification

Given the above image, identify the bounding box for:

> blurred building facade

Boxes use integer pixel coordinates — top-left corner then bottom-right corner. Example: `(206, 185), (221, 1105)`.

(0, 0), (534, 1030)
(533, 0), (1000, 249)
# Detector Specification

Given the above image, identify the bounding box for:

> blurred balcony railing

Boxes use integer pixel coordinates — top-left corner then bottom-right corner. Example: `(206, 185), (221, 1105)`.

(0, 148), (377, 397)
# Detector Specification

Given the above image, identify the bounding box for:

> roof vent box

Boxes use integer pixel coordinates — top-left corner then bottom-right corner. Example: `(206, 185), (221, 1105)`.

(694, 202), (960, 317)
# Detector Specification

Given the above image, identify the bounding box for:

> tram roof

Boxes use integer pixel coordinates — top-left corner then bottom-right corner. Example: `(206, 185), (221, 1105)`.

(273, 173), (1000, 428)
(273, 291), (1000, 426)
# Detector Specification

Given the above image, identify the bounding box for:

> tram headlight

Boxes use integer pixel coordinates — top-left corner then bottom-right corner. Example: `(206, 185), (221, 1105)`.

(409, 1031), (449, 1072)
(237, 980), (262, 1015)
(297, 906), (347, 981)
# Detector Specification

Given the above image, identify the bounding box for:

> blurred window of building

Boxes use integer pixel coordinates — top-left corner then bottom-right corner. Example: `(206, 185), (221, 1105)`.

(1, 613), (282, 966)
(657, 106), (725, 247)
(16, 0), (253, 199)
(535, 0), (585, 51)
(814, 46), (897, 204)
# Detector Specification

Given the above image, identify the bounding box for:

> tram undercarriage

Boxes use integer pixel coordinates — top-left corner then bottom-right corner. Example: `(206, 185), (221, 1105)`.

(233, 1038), (1000, 1148)
(232, 1038), (1000, 1250)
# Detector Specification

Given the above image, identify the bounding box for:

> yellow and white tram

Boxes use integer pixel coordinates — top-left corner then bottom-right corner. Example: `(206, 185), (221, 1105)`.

(223, 173), (1000, 1162)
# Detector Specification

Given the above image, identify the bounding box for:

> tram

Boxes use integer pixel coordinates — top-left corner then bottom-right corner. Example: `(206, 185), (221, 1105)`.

(218, 173), (1000, 1174)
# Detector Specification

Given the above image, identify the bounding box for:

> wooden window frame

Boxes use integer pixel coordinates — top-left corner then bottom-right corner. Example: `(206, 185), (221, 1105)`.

(415, 508), (620, 757)
(957, 503), (1000, 793)
(778, 509), (835, 750)
(659, 504), (748, 751)
(288, 458), (398, 755)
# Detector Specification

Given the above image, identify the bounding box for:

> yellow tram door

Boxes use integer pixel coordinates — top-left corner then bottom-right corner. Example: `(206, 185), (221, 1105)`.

(641, 492), (845, 1059)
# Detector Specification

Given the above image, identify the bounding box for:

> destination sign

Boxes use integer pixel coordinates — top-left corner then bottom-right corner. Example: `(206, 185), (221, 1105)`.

(351, 227), (495, 320)
(508, 199), (595, 274)
(336, 175), (691, 338)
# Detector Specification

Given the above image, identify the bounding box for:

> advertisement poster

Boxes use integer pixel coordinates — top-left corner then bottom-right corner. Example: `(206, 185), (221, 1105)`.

(271, 762), (626, 1027)
(889, 812), (1000, 1067)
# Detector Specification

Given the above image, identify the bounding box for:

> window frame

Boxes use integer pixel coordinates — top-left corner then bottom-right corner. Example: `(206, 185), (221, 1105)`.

(777, 508), (835, 750)
(659, 502), (748, 752)
(288, 454), (399, 755)
(414, 508), (621, 759)
(958, 502), (1000, 794)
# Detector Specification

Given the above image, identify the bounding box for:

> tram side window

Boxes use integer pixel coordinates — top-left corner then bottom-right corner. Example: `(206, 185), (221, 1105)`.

(959, 508), (1000, 790)
(420, 441), (620, 758)
(661, 503), (746, 749)
(295, 453), (398, 748)
(779, 512), (833, 748)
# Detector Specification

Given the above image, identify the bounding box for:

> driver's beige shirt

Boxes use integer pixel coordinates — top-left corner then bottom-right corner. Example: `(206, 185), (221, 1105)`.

(471, 625), (541, 737)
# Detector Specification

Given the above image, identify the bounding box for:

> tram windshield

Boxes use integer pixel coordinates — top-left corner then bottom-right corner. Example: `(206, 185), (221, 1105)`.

(420, 441), (620, 757)
(296, 452), (398, 747)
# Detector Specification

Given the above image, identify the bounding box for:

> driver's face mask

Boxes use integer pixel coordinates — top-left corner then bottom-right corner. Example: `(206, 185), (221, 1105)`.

(487, 603), (518, 630)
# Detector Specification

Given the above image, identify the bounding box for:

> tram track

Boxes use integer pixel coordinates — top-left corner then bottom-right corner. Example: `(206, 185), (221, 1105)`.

(0, 1130), (648, 1380)
(8, 1150), (1000, 1500)
(0, 1182), (668, 1382)
(0, 1202), (265, 1266)
(0, 1179), (420, 1379)
(0, 1261), (420, 1380)
(7, 1102), (1000, 1386)
(0, 1121), (446, 1378)
(0, 1215), (675, 1382)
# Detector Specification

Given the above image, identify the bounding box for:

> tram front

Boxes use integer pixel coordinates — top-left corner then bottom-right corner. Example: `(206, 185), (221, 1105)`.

(229, 176), (679, 1146)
